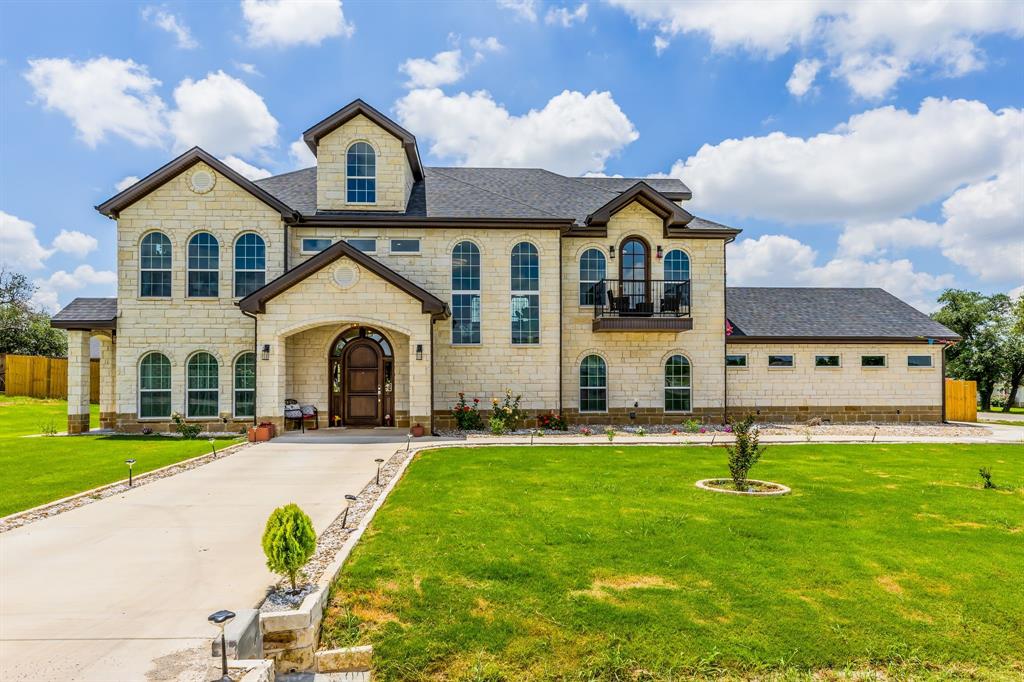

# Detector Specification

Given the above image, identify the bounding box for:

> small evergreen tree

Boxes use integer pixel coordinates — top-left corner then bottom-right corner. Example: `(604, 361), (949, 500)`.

(726, 415), (766, 491)
(262, 503), (316, 590)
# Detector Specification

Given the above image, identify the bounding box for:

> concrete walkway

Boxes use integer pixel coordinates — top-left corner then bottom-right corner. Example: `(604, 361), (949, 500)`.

(0, 440), (399, 682)
(979, 410), (1024, 423)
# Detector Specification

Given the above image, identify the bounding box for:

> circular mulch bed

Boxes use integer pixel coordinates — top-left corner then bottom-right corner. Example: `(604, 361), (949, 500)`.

(695, 478), (791, 496)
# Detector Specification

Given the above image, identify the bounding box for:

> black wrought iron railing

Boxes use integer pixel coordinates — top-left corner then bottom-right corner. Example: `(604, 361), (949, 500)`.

(592, 279), (691, 318)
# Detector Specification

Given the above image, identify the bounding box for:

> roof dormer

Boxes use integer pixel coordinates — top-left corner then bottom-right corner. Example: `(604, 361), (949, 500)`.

(302, 99), (423, 213)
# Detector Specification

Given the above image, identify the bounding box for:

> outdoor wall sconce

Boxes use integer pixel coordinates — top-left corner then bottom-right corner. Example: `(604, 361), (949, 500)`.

(208, 609), (236, 682)
(608, 244), (616, 259)
(415, 344), (423, 360)
(656, 245), (664, 259)
(261, 344), (271, 360)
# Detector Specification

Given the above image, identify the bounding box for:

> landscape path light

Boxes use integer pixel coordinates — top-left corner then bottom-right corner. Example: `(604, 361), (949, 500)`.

(375, 458), (385, 485)
(342, 494), (358, 527)
(207, 609), (236, 682)
(125, 459), (136, 487)
(209, 437), (217, 456)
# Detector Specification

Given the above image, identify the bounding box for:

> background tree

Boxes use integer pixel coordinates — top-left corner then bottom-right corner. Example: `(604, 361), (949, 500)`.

(0, 268), (67, 357)
(1001, 296), (1024, 412)
(932, 290), (1011, 412)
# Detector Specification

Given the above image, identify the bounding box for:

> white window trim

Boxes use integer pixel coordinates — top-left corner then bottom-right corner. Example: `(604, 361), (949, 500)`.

(186, 352), (219, 419)
(137, 352), (172, 421)
(345, 238), (378, 254)
(511, 243), (540, 346)
(233, 352), (256, 419)
(664, 355), (693, 414)
(451, 242), (482, 346)
(233, 233), (266, 299)
(725, 353), (748, 369)
(860, 355), (888, 368)
(578, 247), (607, 307)
(907, 355), (934, 369)
(139, 232), (172, 299)
(767, 354), (795, 369)
(345, 141), (377, 205)
(663, 248), (691, 283)
(187, 233), (219, 299)
(300, 238), (335, 255)
(578, 356), (608, 413)
(389, 238), (421, 255)
(814, 354), (842, 369)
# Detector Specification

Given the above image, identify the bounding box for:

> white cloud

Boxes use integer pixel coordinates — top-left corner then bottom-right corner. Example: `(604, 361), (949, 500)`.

(546, 3), (588, 27)
(400, 49), (465, 89)
(168, 70), (278, 156)
(609, 0), (1024, 98)
(468, 36), (504, 54)
(395, 88), (638, 176)
(1010, 285), (1024, 301)
(222, 155), (272, 180)
(234, 62), (262, 76)
(289, 135), (316, 168)
(51, 230), (98, 258)
(728, 234), (954, 311)
(653, 35), (670, 55)
(670, 98), (1022, 224)
(241, 0), (353, 47)
(115, 176), (140, 192)
(0, 211), (52, 271)
(497, 0), (537, 22)
(33, 265), (117, 314)
(837, 218), (941, 259)
(142, 7), (198, 49)
(786, 58), (821, 97)
(24, 57), (167, 148)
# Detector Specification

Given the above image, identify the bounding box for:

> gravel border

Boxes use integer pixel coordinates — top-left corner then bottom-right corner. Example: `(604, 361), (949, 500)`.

(696, 478), (791, 496)
(0, 439), (251, 534)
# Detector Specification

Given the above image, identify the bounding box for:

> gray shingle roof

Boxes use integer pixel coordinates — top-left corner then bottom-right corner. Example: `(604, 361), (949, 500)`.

(726, 288), (959, 340)
(253, 166), (724, 229)
(51, 298), (117, 328)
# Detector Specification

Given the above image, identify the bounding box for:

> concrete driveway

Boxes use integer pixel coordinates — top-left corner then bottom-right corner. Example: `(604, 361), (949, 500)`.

(0, 439), (401, 682)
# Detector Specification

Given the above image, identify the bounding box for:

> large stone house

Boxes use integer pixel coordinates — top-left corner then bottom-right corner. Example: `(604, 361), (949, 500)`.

(52, 99), (959, 434)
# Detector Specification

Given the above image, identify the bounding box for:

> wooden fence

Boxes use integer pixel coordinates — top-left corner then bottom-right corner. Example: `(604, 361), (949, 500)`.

(2, 354), (99, 402)
(944, 378), (977, 422)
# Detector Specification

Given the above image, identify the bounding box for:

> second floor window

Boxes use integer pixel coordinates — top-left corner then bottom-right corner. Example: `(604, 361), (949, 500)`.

(187, 232), (219, 298)
(140, 232), (172, 297)
(451, 241), (481, 344)
(664, 249), (690, 305)
(579, 248), (606, 305)
(234, 233), (266, 298)
(511, 242), (539, 344)
(346, 141), (376, 203)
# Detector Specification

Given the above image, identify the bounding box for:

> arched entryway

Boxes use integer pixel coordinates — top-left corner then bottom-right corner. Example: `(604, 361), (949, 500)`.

(329, 327), (395, 427)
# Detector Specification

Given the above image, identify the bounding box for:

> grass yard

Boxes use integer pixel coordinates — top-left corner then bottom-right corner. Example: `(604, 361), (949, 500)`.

(980, 406), (1023, 415)
(325, 444), (1024, 680)
(0, 395), (241, 516)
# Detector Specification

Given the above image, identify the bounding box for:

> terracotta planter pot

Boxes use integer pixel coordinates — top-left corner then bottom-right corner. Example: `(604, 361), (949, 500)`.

(248, 426), (274, 442)
(410, 424), (425, 438)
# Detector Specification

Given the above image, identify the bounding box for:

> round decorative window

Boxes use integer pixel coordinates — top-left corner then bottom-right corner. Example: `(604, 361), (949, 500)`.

(188, 169), (216, 194)
(332, 264), (359, 289)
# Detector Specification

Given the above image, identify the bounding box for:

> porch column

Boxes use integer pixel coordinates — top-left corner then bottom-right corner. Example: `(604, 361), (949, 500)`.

(66, 330), (91, 435)
(97, 335), (116, 429)
(255, 334), (287, 431)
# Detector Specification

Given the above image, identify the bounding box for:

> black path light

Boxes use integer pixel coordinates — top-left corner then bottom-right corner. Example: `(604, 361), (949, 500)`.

(209, 437), (217, 456)
(208, 609), (236, 681)
(375, 458), (385, 485)
(406, 433), (412, 452)
(125, 459), (136, 487)
(342, 494), (358, 527)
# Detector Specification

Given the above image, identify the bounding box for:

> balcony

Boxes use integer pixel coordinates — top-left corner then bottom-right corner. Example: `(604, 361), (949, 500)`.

(591, 279), (693, 332)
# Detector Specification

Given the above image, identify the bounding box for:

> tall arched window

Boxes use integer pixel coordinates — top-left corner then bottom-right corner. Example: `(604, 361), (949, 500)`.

(234, 352), (256, 418)
(140, 232), (172, 298)
(665, 354), (692, 412)
(346, 141), (376, 203)
(187, 233), (219, 298)
(511, 242), (539, 345)
(138, 352), (172, 418)
(234, 233), (266, 297)
(620, 237), (648, 309)
(579, 355), (607, 412)
(578, 248), (606, 305)
(451, 241), (481, 344)
(187, 352), (219, 418)
(664, 249), (690, 309)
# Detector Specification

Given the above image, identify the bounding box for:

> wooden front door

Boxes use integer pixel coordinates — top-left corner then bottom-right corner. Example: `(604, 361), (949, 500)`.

(341, 339), (383, 426)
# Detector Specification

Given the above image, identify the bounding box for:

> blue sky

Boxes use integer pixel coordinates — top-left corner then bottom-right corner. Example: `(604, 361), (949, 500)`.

(1, 0), (1021, 313)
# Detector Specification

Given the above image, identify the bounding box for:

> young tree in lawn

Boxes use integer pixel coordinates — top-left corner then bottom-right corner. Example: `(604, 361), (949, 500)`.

(0, 268), (67, 357)
(932, 290), (1010, 412)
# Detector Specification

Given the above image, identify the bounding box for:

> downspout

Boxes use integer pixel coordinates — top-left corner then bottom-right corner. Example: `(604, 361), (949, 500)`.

(941, 341), (950, 423)
(558, 238), (563, 416)
(722, 235), (734, 426)
(241, 308), (258, 426)
(429, 317), (436, 435)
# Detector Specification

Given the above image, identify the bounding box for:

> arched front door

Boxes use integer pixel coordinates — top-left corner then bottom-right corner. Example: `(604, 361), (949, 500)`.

(329, 327), (394, 427)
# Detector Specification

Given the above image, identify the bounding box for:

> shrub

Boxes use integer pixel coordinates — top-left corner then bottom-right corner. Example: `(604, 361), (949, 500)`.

(682, 418), (702, 433)
(451, 393), (484, 430)
(262, 503), (317, 590)
(635, 426), (647, 437)
(605, 426), (616, 442)
(725, 414), (766, 491)
(170, 411), (202, 439)
(537, 411), (568, 430)
(38, 419), (58, 437)
(488, 415), (507, 435)
(579, 426), (593, 436)
(979, 467), (996, 489)
(489, 390), (524, 431)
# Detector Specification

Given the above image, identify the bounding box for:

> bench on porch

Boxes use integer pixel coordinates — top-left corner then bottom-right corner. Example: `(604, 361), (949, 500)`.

(284, 399), (319, 432)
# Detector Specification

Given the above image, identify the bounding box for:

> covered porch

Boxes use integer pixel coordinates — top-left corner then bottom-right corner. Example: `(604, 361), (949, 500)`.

(50, 299), (119, 435)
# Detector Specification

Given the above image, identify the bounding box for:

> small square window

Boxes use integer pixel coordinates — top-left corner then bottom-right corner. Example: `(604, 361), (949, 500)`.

(725, 354), (747, 367)
(390, 239), (420, 254)
(768, 354), (794, 367)
(301, 238), (332, 253)
(907, 355), (933, 367)
(861, 355), (887, 367)
(346, 238), (376, 253)
(815, 355), (841, 367)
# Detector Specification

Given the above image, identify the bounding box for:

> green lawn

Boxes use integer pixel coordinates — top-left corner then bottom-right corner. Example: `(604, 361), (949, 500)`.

(980, 406), (1023, 414)
(0, 395), (241, 516)
(325, 444), (1024, 680)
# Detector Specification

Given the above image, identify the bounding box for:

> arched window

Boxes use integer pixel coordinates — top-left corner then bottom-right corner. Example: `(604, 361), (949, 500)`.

(451, 241), (481, 344)
(620, 237), (648, 308)
(664, 249), (690, 310)
(187, 233), (219, 298)
(187, 352), (219, 418)
(578, 248), (606, 306)
(140, 232), (172, 298)
(346, 141), (376, 203)
(510, 242), (539, 344)
(234, 352), (256, 418)
(138, 352), (172, 418)
(234, 233), (266, 297)
(579, 355), (607, 412)
(665, 354), (692, 412)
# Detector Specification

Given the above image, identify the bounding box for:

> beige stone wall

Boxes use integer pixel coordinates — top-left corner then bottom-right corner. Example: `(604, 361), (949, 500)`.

(315, 114), (415, 212)
(561, 202), (727, 418)
(726, 343), (943, 416)
(113, 162), (284, 424)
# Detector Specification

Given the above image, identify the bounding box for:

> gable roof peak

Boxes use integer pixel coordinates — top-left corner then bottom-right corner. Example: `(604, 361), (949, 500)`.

(585, 181), (694, 231)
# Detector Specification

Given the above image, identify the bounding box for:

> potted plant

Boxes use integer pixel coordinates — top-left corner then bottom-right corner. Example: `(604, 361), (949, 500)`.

(410, 423), (425, 437)
(248, 421), (276, 442)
